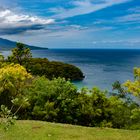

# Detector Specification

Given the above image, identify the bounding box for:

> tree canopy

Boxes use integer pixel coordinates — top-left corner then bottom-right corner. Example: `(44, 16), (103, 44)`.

(8, 42), (32, 65)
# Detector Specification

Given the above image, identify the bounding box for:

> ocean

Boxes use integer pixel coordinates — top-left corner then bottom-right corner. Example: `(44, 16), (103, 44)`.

(31, 49), (140, 90)
(2, 49), (140, 90)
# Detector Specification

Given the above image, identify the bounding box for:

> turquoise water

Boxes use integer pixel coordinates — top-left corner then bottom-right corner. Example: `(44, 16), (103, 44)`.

(31, 49), (140, 90)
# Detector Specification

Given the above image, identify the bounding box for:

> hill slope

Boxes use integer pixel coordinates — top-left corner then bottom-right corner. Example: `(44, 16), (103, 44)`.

(0, 38), (47, 50)
(0, 120), (140, 140)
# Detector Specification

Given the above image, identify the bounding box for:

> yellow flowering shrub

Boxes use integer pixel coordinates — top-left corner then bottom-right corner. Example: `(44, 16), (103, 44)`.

(0, 64), (32, 96)
(123, 67), (140, 97)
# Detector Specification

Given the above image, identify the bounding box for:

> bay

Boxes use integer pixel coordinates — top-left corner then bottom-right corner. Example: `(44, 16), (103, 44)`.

(31, 49), (140, 90)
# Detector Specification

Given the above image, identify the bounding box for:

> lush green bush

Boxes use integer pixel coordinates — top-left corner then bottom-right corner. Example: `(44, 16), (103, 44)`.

(26, 77), (78, 122)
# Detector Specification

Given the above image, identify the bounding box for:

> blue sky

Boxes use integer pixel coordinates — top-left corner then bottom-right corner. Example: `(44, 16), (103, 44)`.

(0, 0), (140, 48)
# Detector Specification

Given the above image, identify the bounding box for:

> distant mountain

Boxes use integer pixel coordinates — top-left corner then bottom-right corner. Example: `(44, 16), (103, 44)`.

(0, 38), (48, 51)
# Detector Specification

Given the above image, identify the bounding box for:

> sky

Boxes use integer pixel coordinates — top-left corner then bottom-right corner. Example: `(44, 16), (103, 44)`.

(0, 0), (140, 48)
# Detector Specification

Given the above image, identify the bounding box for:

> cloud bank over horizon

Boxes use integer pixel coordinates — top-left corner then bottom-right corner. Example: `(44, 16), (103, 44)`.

(0, 8), (55, 35)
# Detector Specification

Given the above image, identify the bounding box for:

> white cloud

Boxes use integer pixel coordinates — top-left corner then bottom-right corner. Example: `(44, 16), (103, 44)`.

(114, 6), (140, 23)
(92, 39), (140, 45)
(0, 9), (55, 34)
(128, 6), (140, 13)
(116, 13), (140, 23)
(49, 0), (131, 19)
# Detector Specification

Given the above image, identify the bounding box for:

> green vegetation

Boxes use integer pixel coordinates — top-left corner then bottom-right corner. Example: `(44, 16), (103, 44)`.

(0, 120), (140, 140)
(123, 67), (140, 98)
(0, 63), (139, 130)
(24, 58), (84, 80)
(7, 43), (84, 81)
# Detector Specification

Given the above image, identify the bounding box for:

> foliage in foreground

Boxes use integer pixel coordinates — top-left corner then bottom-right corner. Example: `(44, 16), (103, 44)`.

(0, 64), (32, 108)
(0, 64), (32, 130)
(0, 64), (140, 130)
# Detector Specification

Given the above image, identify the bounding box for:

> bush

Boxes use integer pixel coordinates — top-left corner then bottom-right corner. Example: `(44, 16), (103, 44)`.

(0, 64), (32, 118)
(24, 77), (139, 129)
(27, 77), (79, 123)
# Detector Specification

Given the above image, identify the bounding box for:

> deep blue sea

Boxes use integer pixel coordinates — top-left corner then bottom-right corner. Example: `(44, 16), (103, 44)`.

(31, 49), (140, 90)
(3, 49), (140, 90)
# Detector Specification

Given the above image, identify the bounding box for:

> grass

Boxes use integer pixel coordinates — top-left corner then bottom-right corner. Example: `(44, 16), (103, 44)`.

(0, 120), (140, 140)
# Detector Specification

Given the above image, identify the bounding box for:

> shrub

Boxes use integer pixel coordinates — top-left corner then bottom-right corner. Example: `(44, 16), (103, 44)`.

(24, 58), (84, 81)
(0, 64), (32, 117)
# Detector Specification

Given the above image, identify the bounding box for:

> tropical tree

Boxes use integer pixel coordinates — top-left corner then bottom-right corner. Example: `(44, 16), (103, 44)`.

(8, 42), (32, 65)
(0, 64), (32, 108)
